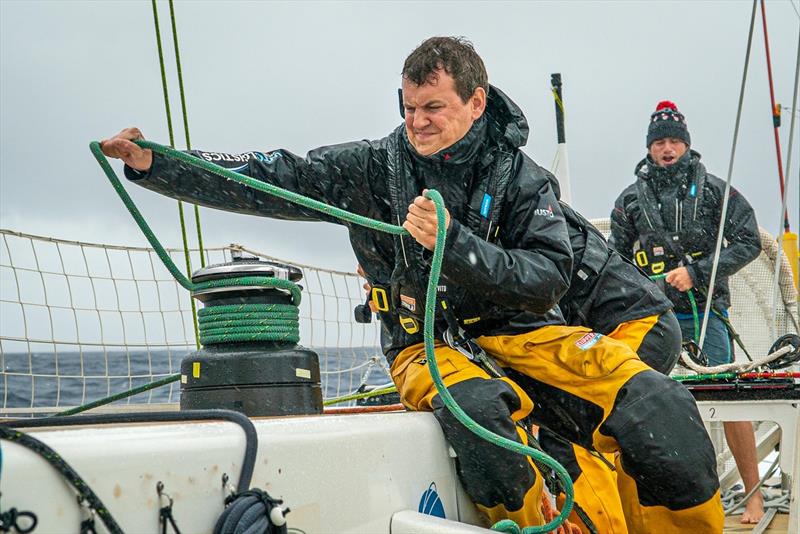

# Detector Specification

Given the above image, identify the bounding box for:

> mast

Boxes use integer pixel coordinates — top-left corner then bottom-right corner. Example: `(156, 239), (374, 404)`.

(550, 73), (572, 203)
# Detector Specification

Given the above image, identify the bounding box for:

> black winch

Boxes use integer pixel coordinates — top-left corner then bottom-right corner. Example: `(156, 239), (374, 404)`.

(180, 252), (323, 416)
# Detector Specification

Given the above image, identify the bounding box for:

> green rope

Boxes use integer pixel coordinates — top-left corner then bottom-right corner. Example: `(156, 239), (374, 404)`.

(322, 385), (399, 406)
(90, 139), (573, 532)
(198, 303), (300, 345)
(135, 140), (408, 236)
(673, 373), (738, 381)
(423, 190), (573, 533)
(150, 0), (201, 349)
(55, 373), (181, 417)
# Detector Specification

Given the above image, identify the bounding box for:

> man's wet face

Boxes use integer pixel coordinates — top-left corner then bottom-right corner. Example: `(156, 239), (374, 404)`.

(402, 70), (485, 156)
(649, 138), (688, 167)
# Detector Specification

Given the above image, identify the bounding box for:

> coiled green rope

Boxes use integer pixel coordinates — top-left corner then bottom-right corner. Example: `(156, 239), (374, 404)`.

(198, 303), (300, 345)
(89, 139), (573, 533)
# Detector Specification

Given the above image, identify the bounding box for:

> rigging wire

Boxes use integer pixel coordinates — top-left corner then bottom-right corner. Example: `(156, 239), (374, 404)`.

(167, 0), (206, 269)
(698, 0), (757, 349)
(770, 22), (800, 331)
(150, 0), (201, 349)
(759, 0), (790, 233)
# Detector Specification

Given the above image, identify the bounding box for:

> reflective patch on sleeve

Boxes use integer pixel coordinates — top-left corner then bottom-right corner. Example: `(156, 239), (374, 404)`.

(575, 332), (602, 350)
(197, 150), (280, 169)
(480, 194), (492, 218)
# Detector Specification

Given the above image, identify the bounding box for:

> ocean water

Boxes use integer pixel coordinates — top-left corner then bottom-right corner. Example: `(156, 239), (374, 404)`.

(1, 347), (390, 410)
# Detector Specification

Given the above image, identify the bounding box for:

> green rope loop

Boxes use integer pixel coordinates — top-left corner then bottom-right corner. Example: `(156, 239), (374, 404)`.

(55, 373), (181, 417)
(90, 139), (573, 532)
(197, 302), (300, 343)
(200, 330), (299, 346)
(194, 277), (302, 306)
(322, 385), (399, 406)
(198, 303), (299, 315)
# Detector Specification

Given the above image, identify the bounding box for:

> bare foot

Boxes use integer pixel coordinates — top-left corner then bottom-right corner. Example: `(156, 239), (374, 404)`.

(740, 493), (765, 524)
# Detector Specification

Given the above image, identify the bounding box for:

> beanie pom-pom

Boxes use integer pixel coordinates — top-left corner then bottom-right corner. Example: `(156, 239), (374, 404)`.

(656, 100), (678, 112)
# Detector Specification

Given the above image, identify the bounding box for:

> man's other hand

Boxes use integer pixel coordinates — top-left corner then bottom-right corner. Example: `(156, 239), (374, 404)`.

(403, 190), (451, 251)
(665, 266), (694, 292)
(100, 128), (153, 171)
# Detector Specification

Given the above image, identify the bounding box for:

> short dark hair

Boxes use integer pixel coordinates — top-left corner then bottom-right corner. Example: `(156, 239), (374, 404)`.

(402, 36), (488, 103)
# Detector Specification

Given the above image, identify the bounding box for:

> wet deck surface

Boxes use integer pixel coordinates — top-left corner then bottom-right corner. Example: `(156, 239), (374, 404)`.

(724, 512), (788, 533)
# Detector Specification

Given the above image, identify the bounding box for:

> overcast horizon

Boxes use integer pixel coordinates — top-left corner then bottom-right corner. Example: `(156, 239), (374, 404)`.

(1, 0), (798, 273)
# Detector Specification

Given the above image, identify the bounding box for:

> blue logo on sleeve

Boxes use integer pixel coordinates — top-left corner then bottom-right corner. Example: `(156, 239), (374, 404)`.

(418, 482), (445, 518)
(480, 194), (492, 218)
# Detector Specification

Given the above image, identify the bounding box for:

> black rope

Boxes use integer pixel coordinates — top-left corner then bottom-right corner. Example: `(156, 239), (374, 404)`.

(158, 482), (182, 534)
(0, 508), (37, 533)
(0, 427), (123, 533)
(214, 489), (288, 534)
(160, 503), (182, 534)
(80, 517), (97, 534)
(2, 409), (257, 493)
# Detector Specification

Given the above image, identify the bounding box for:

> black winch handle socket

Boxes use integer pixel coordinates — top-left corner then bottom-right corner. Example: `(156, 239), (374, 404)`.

(354, 297), (373, 324)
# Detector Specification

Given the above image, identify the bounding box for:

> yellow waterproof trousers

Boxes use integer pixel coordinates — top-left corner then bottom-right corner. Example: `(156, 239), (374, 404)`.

(541, 312), (687, 533)
(390, 323), (722, 533)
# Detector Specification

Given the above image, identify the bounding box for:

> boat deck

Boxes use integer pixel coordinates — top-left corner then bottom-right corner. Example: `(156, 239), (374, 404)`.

(725, 513), (789, 533)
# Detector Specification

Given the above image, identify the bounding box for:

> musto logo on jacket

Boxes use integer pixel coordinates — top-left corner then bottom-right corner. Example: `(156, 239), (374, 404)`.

(533, 205), (555, 219)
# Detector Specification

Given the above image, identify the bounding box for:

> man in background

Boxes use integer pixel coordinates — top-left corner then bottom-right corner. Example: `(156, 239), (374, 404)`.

(610, 100), (764, 524)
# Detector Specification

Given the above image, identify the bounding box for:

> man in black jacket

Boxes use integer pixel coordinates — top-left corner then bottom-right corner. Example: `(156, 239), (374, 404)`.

(610, 100), (764, 524)
(102, 38), (722, 531)
(361, 206), (684, 533)
(536, 200), (683, 533)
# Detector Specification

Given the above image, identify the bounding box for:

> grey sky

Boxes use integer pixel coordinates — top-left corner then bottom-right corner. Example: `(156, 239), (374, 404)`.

(1, 0), (798, 273)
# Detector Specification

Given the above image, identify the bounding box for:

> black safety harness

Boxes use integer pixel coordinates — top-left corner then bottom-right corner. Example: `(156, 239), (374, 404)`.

(634, 162), (753, 359)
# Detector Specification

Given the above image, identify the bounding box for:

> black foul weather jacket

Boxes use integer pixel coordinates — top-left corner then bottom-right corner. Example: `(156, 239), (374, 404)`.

(125, 86), (573, 363)
(556, 199), (672, 334)
(609, 150), (761, 314)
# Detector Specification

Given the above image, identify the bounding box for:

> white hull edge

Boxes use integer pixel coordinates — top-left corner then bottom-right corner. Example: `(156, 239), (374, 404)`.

(3, 411), (487, 533)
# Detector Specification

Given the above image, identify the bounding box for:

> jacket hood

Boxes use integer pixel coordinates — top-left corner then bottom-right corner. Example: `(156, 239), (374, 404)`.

(485, 85), (529, 149)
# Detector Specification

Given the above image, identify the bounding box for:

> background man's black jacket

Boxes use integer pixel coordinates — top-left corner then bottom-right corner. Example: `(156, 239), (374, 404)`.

(609, 150), (761, 313)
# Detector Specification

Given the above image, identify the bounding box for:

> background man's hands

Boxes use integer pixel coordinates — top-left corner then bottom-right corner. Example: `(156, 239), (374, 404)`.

(403, 190), (451, 251)
(99, 128), (153, 171)
(665, 266), (694, 292)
